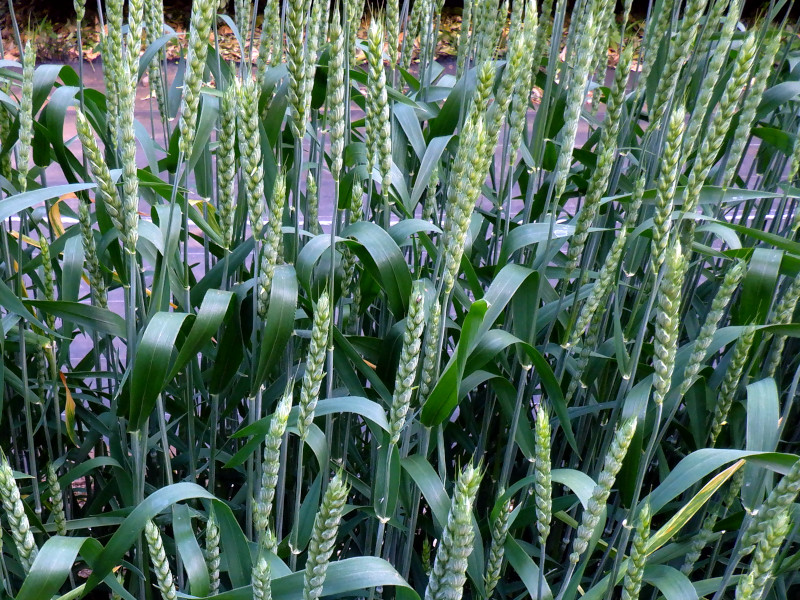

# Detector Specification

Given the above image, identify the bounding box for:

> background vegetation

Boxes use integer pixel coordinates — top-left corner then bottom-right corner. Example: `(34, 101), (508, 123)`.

(0, 0), (799, 599)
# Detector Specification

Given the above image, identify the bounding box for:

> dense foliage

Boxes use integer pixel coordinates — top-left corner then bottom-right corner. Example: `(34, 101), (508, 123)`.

(0, 0), (799, 599)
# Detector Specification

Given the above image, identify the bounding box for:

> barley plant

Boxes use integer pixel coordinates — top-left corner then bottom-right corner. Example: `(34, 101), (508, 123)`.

(1, 0), (799, 598)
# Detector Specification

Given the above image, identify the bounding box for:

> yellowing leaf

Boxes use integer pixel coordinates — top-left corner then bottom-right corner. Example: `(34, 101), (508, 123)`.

(60, 371), (79, 446)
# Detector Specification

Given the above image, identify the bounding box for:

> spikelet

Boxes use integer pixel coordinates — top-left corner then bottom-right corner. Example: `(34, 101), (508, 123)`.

(569, 417), (637, 564)
(680, 260), (745, 395)
(255, 390), (292, 539)
(297, 292), (332, 440)
(327, 7), (346, 182)
(178, 0), (215, 156)
(550, 6), (597, 205)
(709, 325), (755, 446)
(78, 201), (108, 308)
(0, 451), (39, 572)
(506, 6), (538, 163)
(144, 0), (167, 123)
(257, 0), (283, 83)
(306, 171), (321, 235)
(621, 502), (651, 600)
(456, 0), (474, 77)
(424, 464), (482, 600)
(650, 107), (685, 274)
(740, 458), (800, 555)
(235, 0), (252, 42)
(764, 275), (800, 378)
(237, 78), (266, 240)
(103, 0), (124, 145)
(17, 41), (36, 192)
(722, 34), (781, 187)
(75, 109), (125, 235)
(683, 0), (740, 156)
(388, 282), (427, 445)
(419, 298), (442, 402)
(422, 164), (439, 223)
(403, 0), (424, 70)
(205, 508), (221, 595)
(46, 463), (67, 537)
(144, 520), (178, 600)
(118, 23), (141, 254)
(128, 0), (145, 32)
(287, 0), (309, 139)
(566, 311), (603, 404)
(304, 0), (328, 119)
(74, 0), (85, 21)
(649, 0), (709, 127)
(568, 176), (644, 347)
(366, 18), (392, 207)
(534, 405), (552, 547)
(38, 236), (57, 330)
(347, 0), (366, 69)
(217, 86), (238, 249)
(652, 243), (686, 406)
(484, 497), (512, 598)
(422, 536), (433, 574)
(384, 0), (399, 66)
(565, 43), (634, 279)
(681, 31), (757, 238)
(441, 68), (492, 295)
(486, 22), (524, 147)
(735, 508), (791, 600)
(252, 536), (274, 600)
(258, 173), (287, 318)
(302, 473), (349, 600)
(681, 470), (743, 575)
